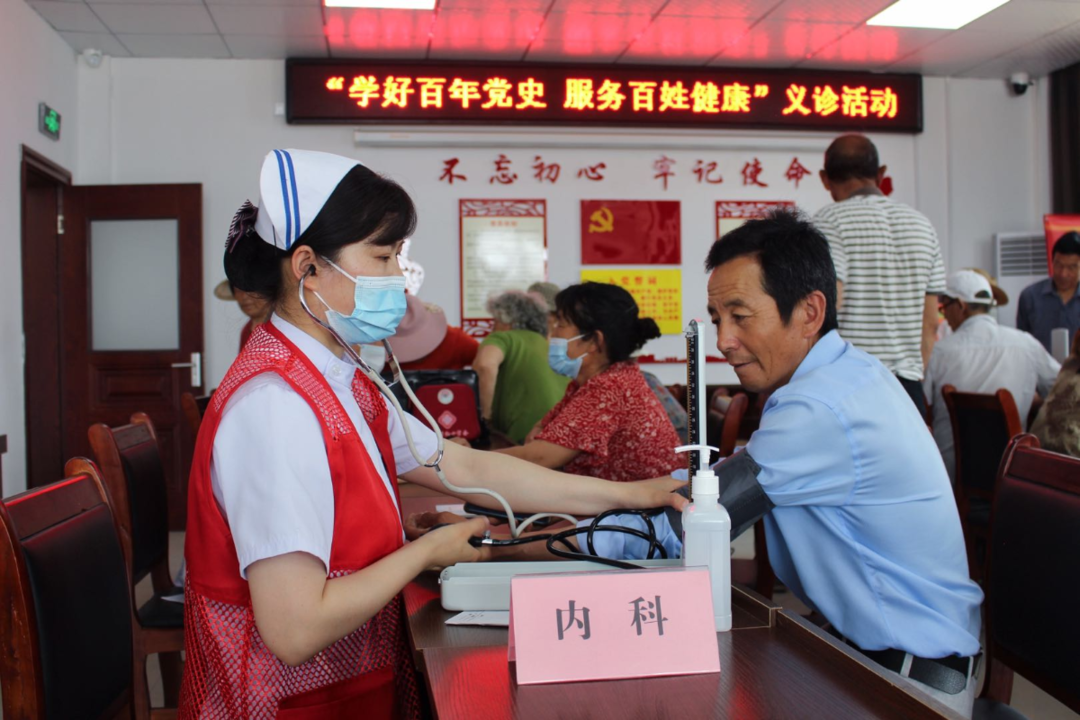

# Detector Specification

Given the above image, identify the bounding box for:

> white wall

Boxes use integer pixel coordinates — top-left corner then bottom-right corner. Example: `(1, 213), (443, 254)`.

(66, 61), (1049, 447)
(0, 0), (79, 496)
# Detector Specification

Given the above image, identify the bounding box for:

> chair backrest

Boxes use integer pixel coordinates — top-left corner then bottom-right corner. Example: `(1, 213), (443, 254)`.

(401, 370), (486, 441)
(984, 434), (1080, 714)
(718, 393), (749, 458)
(0, 458), (133, 720)
(180, 391), (214, 437)
(88, 413), (170, 586)
(942, 385), (1023, 501)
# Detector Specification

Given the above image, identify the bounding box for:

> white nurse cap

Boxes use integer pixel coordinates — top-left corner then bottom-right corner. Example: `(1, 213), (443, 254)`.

(252, 149), (362, 251)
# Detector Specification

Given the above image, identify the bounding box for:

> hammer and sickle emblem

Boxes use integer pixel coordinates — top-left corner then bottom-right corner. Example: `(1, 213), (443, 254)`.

(588, 207), (614, 234)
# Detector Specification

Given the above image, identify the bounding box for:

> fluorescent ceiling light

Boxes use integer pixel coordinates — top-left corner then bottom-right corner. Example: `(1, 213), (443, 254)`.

(323, 0), (435, 8)
(867, 0), (1010, 29)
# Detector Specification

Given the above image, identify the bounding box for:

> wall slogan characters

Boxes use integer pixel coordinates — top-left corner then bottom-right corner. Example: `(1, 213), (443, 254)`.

(459, 199), (547, 338)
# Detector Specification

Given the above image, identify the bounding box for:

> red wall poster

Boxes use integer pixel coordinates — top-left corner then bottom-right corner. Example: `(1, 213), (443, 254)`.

(580, 200), (681, 265)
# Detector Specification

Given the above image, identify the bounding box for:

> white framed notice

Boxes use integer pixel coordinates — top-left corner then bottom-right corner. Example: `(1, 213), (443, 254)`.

(459, 199), (547, 337)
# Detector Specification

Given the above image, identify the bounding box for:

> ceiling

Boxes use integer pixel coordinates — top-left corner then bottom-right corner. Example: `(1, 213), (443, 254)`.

(27, 0), (1080, 78)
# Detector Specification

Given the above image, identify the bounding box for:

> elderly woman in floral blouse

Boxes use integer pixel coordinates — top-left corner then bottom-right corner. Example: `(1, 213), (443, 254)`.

(1031, 331), (1080, 457)
(496, 282), (682, 482)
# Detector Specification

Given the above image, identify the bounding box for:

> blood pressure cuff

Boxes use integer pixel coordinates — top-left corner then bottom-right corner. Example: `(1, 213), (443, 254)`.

(663, 451), (774, 541)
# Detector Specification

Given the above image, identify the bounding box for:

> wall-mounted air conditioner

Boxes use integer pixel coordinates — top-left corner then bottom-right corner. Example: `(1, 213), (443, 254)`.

(994, 232), (1047, 329)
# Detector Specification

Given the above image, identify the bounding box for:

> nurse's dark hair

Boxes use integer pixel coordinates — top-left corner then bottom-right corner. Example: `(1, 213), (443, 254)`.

(705, 209), (838, 337)
(223, 164), (417, 302)
(554, 282), (660, 363)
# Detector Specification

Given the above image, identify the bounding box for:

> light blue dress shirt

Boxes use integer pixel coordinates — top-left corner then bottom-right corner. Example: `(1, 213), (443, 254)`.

(584, 330), (983, 659)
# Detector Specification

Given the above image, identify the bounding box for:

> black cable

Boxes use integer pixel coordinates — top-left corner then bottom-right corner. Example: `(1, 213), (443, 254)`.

(457, 508), (670, 571)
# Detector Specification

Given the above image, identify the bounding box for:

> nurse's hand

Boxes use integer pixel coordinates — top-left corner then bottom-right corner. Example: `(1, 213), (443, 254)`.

(404, 510), (465, 540)
(622, 476), (689, 512)
(415, 515), (492, 569)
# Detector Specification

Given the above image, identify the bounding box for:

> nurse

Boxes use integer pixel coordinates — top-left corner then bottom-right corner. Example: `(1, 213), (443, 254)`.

(181, 150), (684, 718)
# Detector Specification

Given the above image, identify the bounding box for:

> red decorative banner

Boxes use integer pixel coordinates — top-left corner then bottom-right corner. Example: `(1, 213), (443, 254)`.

(581, 200), (681, 265)
(716, 200), (795, 239)
(287, 60), (922, 133)
(1044, 214), (1080, 275)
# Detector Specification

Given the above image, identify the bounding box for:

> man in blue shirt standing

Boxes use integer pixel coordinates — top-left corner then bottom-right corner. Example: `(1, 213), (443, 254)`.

(1017, 232), (1080, 353)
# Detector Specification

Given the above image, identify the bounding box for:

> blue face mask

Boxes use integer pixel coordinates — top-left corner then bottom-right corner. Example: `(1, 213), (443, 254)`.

(548, 335), (587, 378)
(315, 257), (407, 346)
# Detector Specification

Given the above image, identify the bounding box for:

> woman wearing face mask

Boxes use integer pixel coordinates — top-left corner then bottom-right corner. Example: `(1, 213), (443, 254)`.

(182, 151), (685, 719)
(499, 282), (682, 482)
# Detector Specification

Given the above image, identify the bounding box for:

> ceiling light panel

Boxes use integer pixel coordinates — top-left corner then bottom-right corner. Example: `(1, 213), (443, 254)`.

(867, 0), (1012, 30)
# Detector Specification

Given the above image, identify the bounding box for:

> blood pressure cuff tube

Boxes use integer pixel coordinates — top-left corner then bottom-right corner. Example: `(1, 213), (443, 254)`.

(663, 451), (774, 541)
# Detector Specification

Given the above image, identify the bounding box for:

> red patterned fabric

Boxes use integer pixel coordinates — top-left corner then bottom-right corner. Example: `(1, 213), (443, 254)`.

(536, 361), (682, 482)
(181, 323), (420, 719)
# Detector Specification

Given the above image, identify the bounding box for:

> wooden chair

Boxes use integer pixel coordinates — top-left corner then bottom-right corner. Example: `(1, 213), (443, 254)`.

(711, 392), (776, 600)
(179, 391), (213, 437)
(89, 413), (184, 717)
(941, 385), (1022, 580)
(973, 434), (1080, 719)
(0, 458), (134, 719)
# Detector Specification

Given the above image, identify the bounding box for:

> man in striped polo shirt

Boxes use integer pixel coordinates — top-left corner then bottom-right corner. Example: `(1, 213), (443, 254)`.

(813, 135), (946, 419)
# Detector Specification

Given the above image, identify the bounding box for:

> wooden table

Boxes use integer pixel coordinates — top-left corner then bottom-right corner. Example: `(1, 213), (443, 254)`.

(404, 573), (961, 719)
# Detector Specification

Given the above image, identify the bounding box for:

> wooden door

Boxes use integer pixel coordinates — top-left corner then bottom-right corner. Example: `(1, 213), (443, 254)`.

(61, 184), (203, 529)
(21, 148), (70, 492)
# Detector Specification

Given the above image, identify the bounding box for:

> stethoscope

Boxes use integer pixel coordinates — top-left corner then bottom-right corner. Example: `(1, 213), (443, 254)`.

(297, 272), (576, 538)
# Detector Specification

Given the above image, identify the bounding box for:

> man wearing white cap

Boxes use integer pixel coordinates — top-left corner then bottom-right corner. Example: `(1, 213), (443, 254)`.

(924, 270), (1061, 481)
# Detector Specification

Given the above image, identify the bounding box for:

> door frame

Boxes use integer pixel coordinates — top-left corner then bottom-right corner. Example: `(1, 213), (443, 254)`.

(20, 146), (72, 489)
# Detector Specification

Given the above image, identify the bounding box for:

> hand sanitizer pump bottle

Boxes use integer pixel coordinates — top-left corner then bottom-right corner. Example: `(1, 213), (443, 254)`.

(676, 444), (732, 632)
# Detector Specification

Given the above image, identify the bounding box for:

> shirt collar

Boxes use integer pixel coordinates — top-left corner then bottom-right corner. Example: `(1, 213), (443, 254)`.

(789, 330), (846, 384)
(1038, 278), (1080, 300)
(270, 313), (358, 390)
(958, 313), (997, 332)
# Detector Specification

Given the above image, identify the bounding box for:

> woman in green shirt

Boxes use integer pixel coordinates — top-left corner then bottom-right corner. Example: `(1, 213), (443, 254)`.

(474, 290), (569, 443)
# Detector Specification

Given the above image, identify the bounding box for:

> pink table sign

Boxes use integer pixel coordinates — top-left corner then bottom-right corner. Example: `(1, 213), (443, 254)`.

(508, 566), (720, 685)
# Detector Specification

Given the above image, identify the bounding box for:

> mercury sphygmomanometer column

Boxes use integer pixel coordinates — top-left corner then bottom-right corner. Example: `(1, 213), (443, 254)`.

(678, 320), (732, 632)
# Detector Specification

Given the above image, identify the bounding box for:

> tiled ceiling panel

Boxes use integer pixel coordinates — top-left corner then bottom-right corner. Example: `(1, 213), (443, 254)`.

(523, 12), (655, 63)
(89, 3), (218, 34)
(59, 29), (131, 56)
(29, 1), (108, 32)
(428, 8), (547, 59)
(23, 0), (1080, 75)
(618, 15), (747, 64)
(655, 0), (766, 19)
(799, 25), (947, 70)
(224, 34), (328, 57)
(117, 32), (230, 56)
(324, 8), (434, 59)
(768, 0), (893, 23)
(963, 19), (1080, 78)
(712, 19), (851, 66)
(209, 6), (325, 35)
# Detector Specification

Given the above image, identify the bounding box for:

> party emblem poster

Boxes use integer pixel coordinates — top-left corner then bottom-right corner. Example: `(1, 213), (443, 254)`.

(460, 199), (547, 337)
(580, 200), (681, 265)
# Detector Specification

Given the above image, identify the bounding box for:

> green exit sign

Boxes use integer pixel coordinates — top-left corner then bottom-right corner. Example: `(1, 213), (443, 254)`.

(38, 103), (61, 141)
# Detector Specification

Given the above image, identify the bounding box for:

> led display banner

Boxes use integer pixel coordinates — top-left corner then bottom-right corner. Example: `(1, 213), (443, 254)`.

(287, 60), (922, 132)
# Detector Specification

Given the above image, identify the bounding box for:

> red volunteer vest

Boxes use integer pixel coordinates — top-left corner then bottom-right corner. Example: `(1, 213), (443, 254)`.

(180, 323), (420, 719)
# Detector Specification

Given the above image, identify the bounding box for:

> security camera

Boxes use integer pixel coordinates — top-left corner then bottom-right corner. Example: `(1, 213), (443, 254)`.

(81, 48), (104, 69)
(1009, 72), (1032, 96)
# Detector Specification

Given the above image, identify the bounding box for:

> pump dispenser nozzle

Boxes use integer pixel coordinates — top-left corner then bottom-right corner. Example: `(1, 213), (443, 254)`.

(675, 444), (719, 498)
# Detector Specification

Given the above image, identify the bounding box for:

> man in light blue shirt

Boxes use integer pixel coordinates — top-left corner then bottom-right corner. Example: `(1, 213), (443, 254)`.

(586, 211), (983, 716)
